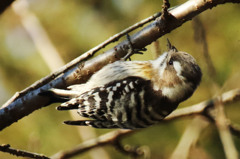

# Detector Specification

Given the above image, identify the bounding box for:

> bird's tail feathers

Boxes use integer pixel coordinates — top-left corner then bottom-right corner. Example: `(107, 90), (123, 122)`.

(63, 120), (119, 128)
(57, 104), (79, 110)
(38, 88), (70, 103)
(64, 120), (88, 126)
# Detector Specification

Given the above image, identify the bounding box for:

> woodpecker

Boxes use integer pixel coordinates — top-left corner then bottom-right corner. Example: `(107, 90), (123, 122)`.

(48, 41), (202, 129)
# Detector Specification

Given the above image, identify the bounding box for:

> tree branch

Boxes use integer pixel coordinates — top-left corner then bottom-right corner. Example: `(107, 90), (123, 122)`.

(0, 144), (50, 159)
(192, 17), (217, 79)
(51, 130), (133, 159)
(112, 140), (148, 159)
(0, 0), (15, 14)
(0, 0), (239, 131)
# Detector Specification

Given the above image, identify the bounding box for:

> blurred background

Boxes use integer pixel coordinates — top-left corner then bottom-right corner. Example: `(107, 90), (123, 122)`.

(0, 0), (239, 158)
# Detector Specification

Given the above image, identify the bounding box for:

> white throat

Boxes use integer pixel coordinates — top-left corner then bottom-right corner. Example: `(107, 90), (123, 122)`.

(162, 82), (192, 102)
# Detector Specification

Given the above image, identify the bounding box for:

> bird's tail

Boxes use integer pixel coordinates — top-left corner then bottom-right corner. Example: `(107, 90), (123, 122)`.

(38, 88), (70, 103)
(56, 103), (79, 110)
(63, 120), (119, 128)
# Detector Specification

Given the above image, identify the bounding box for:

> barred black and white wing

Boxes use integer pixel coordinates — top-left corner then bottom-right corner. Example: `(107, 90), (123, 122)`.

(58, 76), (178, 129)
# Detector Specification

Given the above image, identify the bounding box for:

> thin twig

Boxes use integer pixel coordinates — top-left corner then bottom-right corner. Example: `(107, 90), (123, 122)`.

(1, 0), (239, 132)
(159, 0), (175, 31)
(161, 0), (170, 20)
(170, 117), (209, 159)
(51, 130), (133, 159)
(192, 17), (216, 79)
(151, 40), (162, 59)
(113, 140), (144, 158)
(0, 144), (50, 159)
(214, 99), (239, 159)
(165, 89), (240, 121)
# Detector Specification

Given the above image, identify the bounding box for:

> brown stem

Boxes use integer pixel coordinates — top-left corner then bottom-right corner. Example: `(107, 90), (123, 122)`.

(0, 144), (50, 159)
(0, 0), (239, 131)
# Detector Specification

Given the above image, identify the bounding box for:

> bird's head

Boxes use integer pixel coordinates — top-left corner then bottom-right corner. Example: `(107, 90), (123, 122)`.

(152, 40), (202, 102)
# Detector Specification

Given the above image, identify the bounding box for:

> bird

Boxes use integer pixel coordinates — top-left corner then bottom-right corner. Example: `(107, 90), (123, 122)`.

(46, 41), (202, 129)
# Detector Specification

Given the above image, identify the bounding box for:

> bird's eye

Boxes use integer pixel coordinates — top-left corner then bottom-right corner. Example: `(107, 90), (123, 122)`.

(168, 59), (173, 65)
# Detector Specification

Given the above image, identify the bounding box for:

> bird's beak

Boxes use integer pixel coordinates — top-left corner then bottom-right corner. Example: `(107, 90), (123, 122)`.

(167, 39), (178, 52)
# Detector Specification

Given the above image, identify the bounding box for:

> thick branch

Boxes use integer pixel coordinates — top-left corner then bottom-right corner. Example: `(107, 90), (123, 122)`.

(0, 0), (239, 131)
